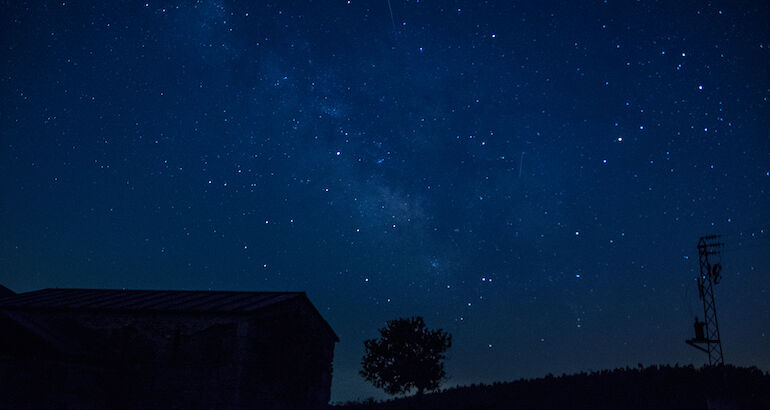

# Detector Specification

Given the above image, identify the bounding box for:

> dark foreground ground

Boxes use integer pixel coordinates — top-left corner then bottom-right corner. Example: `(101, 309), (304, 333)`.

(334, 365), (769, 410)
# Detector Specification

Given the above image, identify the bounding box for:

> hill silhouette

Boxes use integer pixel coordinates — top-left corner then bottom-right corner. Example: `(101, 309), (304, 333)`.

(335, 365), (769, 410)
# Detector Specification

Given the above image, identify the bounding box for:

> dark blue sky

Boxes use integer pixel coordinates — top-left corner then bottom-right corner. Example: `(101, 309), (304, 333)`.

(1, 0), (768, 401)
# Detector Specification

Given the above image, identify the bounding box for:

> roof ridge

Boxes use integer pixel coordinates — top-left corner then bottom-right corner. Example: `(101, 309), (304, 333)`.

(37, 288), (306, 295)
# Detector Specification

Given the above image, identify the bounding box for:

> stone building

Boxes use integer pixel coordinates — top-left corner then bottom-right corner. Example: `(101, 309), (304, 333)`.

(0, 286), (338, 409)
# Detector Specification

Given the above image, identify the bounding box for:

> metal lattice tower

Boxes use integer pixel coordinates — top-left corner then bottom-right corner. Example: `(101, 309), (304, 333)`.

(685, 235), (725, 365)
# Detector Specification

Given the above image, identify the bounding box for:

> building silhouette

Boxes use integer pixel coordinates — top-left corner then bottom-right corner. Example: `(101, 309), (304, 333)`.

(0, 286), (338, 409)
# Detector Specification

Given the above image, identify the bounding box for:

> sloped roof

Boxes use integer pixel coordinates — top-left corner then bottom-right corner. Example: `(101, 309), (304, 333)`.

(0, 284), (14, 298)
(0, 288), (338, 341)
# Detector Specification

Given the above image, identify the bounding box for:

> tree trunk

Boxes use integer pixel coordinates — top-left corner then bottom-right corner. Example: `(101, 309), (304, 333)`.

(416, 386), (424, 405)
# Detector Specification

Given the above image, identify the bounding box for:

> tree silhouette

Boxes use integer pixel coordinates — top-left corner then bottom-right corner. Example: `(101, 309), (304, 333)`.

(360, 316), (452, 396)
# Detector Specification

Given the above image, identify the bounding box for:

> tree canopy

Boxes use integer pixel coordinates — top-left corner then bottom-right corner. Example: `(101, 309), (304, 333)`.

(360, 316), (452, 396)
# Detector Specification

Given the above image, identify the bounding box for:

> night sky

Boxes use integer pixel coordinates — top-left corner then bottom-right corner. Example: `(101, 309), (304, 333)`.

(1, 0), (769, 402)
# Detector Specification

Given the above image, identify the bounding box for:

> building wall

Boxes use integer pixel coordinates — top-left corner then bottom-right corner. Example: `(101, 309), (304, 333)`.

(0, 304), (336, 409)
(237, 301), (336, 408)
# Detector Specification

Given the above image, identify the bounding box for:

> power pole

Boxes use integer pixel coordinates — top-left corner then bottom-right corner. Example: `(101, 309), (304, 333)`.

(685, 235), (725, 365)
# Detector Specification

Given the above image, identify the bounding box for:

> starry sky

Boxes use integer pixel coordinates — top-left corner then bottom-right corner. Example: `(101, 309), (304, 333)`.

(1, 0), (769, 402)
